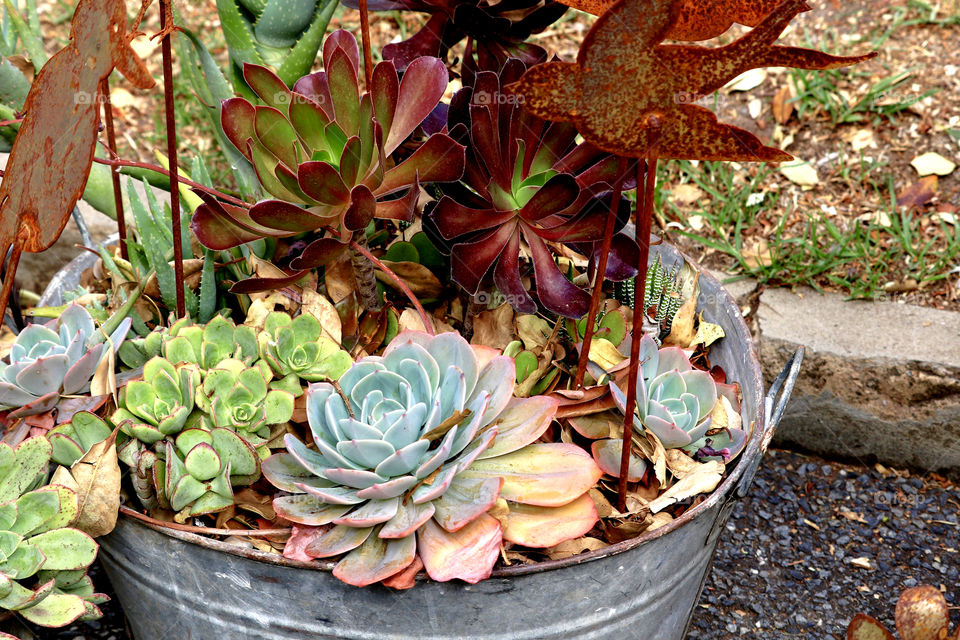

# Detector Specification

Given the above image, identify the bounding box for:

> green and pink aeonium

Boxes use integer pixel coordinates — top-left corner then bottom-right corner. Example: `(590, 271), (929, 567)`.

(262, 331), (602, 587)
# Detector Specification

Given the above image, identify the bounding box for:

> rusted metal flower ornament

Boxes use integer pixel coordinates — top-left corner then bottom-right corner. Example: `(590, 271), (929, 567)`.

(508, 0), (876, 508)
(0, 0), (155, 319)
(510, 0), (876, 160)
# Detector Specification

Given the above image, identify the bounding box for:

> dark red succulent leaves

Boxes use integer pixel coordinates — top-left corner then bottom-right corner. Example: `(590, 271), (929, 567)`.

(428, 59), (638, 318)
(194, 30), (465, 270)
(343, 0), (567, 73)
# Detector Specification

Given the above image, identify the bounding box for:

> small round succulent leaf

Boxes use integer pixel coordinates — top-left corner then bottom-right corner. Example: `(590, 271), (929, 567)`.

(338, 417), (385, 442)
(262, 451), (335, 493)
(478, 395), (556, 459)
(350, 370), (407, 408)
(143, 357), (178, 384)
(162, 336), (198, 366)
(323, 467), (390, 490)
(654, 347), (693, 378)
(188, 489), (235, 517)
(262, 389), (295, 425)
(49, 433), (84, 467)
(61, 346), (102, 395)
(417, 514), (501, 584)
(680, 370), (718, 422)
(297, 484), (364, 505)
(237, 367), (269, 401)
(501, 493), (599, 548)
(643, 413), (693, 448)
(337, 361), (387, 396)
(651, 370), (686, 403)
(423, 333), (478, 400)
(126, 422), (165, 445)
(28, 528), (98, 571)
(591, 439), (648, 481)
(354, 474), (419, 500)
(437, 366), (467, 419)
(0, 381), (40, 408)
(169, 474), (208, 512)
(176, 428), (214, 457)
(183, 443), (222, 481)
(432, 474), (503, 533)
(157, 406), (191, 436)
(383, 341), (439, 390)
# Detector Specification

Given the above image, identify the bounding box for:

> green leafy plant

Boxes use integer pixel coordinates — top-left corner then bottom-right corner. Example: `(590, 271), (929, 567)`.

(258, 311), (352, 390)
(262, 331), (601, 586)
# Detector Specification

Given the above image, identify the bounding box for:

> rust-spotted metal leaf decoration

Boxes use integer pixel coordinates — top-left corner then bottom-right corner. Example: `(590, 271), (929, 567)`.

(0, 0), (155, 316)
(509, 0), (877, 161)
(555, 0), (788, 40)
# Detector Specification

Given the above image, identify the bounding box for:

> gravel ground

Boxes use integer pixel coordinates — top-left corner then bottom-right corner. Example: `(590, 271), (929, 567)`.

(7, 447), (956, 639)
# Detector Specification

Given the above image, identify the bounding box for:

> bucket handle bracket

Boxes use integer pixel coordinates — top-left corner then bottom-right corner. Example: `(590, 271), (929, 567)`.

(735, 347), (804, 498)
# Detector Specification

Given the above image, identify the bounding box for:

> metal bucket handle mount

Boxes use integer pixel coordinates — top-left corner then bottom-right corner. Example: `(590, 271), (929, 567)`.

(736, 346), (804, 498)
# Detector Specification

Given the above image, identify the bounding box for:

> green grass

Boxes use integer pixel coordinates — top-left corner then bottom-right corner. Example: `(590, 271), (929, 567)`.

(659, 161), (960, 300)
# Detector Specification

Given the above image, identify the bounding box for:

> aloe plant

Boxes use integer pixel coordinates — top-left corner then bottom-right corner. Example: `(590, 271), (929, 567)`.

(0, 305), (131, 417)
(263, 331), (601, 586)
(0, 437), (105, 628)
(193, 30), (465, 308)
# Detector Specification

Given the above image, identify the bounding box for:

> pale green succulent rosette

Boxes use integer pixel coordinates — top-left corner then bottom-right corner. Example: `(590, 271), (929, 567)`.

(0, 438), (104, 628)
(264, 331), (602, 587)
(258, 312), (352, 392)
(111, 357), (202, 445)
(162, 315), (259, 370)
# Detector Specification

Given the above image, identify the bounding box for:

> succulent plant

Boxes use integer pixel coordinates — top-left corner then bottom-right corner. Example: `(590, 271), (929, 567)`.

(0, 305), (131, 417)
(258, 312), (352, 390)
(344, 0), (567, 74)
(0, 437), (105, 628)
(47, 412), (114, 467)
(162, 315), (259, 369)
(426, 59), (638, 319)
(194, 30), (465, 265)
(195, 358), (295, 449)
(155, 427), (262, 516)
(263, 331), (601, 587)
(606, 334), (746, 471)
(112, 357), (202, 445)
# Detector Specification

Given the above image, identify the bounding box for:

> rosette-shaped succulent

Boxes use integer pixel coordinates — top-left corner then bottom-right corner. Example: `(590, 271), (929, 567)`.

(258, 312), (352, 390)
(195, 359), (295, 449)
(607, 334), (746, 469)
(343, 0), (567, 73)
(112, 357), (201, 444)
(0, 305), (131, 417)
(0, 438), (105, 627)
(158, 428), (261, 516)
(263, 331), (601, 587)
(162, 315), (258, 369)
(427, 60), (638, 318)
(194, 30), (465, 265)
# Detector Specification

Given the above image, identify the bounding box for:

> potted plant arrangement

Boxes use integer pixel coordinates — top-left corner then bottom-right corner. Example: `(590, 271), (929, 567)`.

(0, 0), (873, 636)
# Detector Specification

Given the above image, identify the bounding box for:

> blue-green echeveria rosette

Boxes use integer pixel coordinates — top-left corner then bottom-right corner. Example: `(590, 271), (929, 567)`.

(262, 331), (602, 587)
(0, 305), (131, 418)
(604, 334), (746, 474)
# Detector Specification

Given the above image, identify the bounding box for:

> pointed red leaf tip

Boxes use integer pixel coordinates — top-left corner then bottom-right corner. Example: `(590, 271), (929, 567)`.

(509, 0), (877, 161)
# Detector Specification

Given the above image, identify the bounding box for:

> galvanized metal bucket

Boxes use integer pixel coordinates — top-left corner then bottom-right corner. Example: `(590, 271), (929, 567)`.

(41, 242), (802, 640)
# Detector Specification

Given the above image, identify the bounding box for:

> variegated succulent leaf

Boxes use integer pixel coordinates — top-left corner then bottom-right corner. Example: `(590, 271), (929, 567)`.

(263, 331), (601, 587)
(0, 305), (131, 418)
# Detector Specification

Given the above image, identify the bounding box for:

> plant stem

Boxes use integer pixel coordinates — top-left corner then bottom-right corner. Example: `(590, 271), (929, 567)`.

(350, 230), (383, 312)
(99, 77), (128, 261)
(461, 293), (487, 340)
(159, 0), (185, 318)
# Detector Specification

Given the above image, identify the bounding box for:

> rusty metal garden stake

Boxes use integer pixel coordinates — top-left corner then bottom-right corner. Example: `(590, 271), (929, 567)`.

(574, 156), (629, 388)
(99, 77), (128, 260)
(359, 0), (374, 87)
(158, 0), (185, 318)
(618, 143), (659, 511)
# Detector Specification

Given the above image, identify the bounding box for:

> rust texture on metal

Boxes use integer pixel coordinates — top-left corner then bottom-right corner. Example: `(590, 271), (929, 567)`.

(509, 0), (876, 161)
(554, 0), (788, 40)
(0, 0), (155, 317)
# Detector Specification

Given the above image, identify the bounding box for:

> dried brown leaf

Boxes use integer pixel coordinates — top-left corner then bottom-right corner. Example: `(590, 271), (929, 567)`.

(896, 176), (938, 210)
(376, 260), (444, 299)
(471, 304), (515, 349)
(49, 426), (122, 538)
(772, 85), (795, 125)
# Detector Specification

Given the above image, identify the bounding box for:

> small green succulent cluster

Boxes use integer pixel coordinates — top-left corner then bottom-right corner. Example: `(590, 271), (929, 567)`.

(0, 438), (104, 629)
(110, 313), (350, 517)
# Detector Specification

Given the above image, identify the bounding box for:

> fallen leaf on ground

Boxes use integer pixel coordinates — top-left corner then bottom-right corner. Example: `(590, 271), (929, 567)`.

(664, 271), (700, 347)
(772, 85), (794, 124)
(741, 239), (774, 269)
(932, 211), (957, 226)
(845, 128), (876, 151)
(398, 308), (454, 334)
(691, 314), (724, 347)
(516, 315), (552, 351)
(376, 261), (444, 298)
(896, 175), (938, 209)
(670, 183), (705, 206)
(545, 537), (608, 560)
(779, 160), (819, 186)
(856, 211), (892, 227)
(49, 427), (122, 538)
(910, 152), (956, 177)
(848, 556), (873, 569)
(725, 68), (766, 92)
